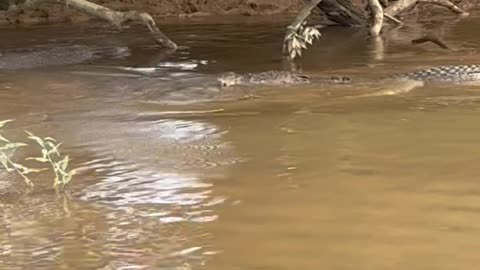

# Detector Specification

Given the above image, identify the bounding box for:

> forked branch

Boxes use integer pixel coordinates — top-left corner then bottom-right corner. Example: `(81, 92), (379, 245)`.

(24, 0), (177, 50)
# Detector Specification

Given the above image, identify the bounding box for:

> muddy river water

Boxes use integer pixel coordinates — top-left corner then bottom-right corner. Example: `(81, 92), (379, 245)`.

(2, 11), (480, 269)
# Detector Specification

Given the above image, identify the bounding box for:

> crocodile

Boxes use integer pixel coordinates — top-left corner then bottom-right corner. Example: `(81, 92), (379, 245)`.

(218, 65), (480, 97)
(394, 64), (480, 82)
(218, 70), (351, 87)
(354, 64), (480, 97)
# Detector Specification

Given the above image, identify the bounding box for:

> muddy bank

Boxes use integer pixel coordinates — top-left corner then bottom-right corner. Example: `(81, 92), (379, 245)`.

(1, 0), (479, 26)
(0, 0), (304, 25)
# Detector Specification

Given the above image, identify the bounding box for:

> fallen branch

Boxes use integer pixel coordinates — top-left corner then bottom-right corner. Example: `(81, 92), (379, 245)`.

(411, 33), (450, 49)
(384, 13), (403, 25)
(385, 0), (468, 16)
(24, 0), (177, 50)
(384, 0), (419, 16)
(417, 0), (469, 15)
(316, 0), (369, 26)
(368, 0), (384, 36)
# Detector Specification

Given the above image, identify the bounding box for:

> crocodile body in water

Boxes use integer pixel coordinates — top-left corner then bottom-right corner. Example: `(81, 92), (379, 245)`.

(357, 64), (480, 97)
(218, 65), (480, 97)
(218, 70), (351, 87)
(219, 65), (480, 86)
(394, 65), (480, 82)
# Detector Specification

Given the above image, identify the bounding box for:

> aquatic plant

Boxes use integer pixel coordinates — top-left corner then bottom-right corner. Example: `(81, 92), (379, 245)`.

(0, 120), (37, 188)
(26, 131), (77, 192)
(0, 119), (76, 193)
(285, 22), (321, 60)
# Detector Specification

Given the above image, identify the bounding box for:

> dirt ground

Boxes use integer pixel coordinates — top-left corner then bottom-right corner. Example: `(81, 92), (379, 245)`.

(0, 0), (478, 25)
(0, 0), (304, 25)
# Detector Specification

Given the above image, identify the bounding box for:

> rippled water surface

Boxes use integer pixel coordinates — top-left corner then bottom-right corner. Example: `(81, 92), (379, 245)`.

(2, 11), (480, 269)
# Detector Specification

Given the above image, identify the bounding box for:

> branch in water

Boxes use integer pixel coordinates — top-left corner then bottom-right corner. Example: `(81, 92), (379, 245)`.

(417, 0), (469, 15)
(385, 0), (469, 16)
(384, 13), (403, 25)
(368, 0), (384, 36)
(384, 0), (418, 16)
(411, 33), (450, 49)
(24, 0), (177, 50)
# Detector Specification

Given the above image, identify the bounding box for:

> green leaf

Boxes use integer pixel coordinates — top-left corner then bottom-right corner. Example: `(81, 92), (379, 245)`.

(44, 137), (57, 142)
(41, 149), (48, 159)
(25, 131), (45, 147)
(300, 40), (307, 49)
(292, 37), (300, 50)
(61, 155), (70, 171)
(12, 162), (30, 172)
(64, 173), (73, 185)
(305, 37), (313, 45)
(26, 167), (49, 173)
(290, 48), (297, 59)
(0, 156), (11, 171)
(297, 48), (302, 57)
(0, 135), (11, 143)
(26, 157), (49, 163)
(0, 143), (27, 151)
(0, 119), (14, 129)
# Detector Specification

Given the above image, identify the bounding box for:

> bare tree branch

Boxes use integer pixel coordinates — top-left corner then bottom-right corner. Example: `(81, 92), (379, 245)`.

(384, 0), (418, 16)
(24, 0), (177, 50)
(384, 13), (403, 25)
(385, 0), (469, 16)
(418, 0), (469, 15)
(368, 0), (384, 36)
(411, 33), (450, 49)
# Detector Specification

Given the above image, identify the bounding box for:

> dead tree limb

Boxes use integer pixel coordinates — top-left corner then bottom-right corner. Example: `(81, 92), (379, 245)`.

(417, 0), (469, 15)
(384, 0), (418, 16)
(24, 0), (177, 50)
(411, 33), (450, 49)
(317, 0), (368, 26)
(384, 13), (403, 25)
(384, 0), (468, 16)
(368, 0), (384, 36)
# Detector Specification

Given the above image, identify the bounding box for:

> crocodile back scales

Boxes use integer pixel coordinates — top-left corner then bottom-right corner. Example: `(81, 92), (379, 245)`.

(395, 65), (480, 82)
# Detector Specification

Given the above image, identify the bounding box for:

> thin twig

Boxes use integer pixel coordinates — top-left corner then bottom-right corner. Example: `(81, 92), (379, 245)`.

(384, 13), (403, 25)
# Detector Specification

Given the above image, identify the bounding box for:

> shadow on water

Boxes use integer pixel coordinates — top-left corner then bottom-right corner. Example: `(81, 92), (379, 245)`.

(2, 13), (480, 269)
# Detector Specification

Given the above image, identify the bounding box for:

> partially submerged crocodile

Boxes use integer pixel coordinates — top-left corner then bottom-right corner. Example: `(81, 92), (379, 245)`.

(218, 70), (351, 87)
(395, 64), (480, 82)
(357, 64), (480, 97)
(218, 65), (480, 97)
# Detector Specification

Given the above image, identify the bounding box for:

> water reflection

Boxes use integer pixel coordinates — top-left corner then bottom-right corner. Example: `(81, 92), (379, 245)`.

(3, 13), (480, 270)
(0, 118), (231, 269)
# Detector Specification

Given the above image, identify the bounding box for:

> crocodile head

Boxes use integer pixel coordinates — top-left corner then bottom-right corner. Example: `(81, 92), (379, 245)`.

(218, 71), (310, 87)
(218, 72), (245, 87)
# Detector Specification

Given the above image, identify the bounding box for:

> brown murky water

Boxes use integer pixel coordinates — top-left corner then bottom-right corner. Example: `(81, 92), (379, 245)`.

(2, 12), (480, 269)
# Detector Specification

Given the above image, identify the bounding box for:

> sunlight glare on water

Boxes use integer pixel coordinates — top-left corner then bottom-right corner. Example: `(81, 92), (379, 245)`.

(2, 13), (480, 270)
